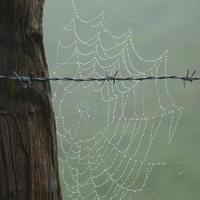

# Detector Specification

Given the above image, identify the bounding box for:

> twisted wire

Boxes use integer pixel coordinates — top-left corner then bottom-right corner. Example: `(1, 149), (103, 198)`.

(0, 69), (198, 88)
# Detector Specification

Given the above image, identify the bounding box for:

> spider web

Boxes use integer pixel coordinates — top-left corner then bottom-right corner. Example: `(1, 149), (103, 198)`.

(51, 0), (183, 199)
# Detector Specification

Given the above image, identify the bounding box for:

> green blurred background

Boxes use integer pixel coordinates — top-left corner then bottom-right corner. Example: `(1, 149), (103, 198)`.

(43, 0), (200, 199)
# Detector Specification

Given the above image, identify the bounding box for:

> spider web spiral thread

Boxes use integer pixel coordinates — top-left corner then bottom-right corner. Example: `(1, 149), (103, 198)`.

(52, 0), (183, 199)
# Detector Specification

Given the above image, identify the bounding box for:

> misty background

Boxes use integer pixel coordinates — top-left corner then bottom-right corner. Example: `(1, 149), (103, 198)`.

(43, 0), (200, 199)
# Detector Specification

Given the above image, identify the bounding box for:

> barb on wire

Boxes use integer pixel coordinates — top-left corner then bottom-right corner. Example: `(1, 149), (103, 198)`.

(102, 70), (118, 85)
(0, 69), (199, 88)
(183, 69), (196, 88)
(13, 71), (32, 88)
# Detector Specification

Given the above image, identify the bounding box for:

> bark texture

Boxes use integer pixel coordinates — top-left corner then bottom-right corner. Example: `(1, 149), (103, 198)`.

(0, 0), (62, 199)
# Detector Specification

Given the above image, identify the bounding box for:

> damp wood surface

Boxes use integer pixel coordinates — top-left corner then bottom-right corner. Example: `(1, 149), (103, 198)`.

(0, 1), (62, 199)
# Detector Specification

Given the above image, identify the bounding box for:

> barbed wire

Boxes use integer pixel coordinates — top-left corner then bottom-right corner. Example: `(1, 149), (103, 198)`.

(0, 69), (199, 88)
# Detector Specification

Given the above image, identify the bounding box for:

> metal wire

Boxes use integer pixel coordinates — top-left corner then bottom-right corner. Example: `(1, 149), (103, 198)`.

(0, 69), (198, 88)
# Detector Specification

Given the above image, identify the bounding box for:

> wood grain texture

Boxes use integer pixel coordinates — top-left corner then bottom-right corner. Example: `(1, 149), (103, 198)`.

(0, 1), (62, 199)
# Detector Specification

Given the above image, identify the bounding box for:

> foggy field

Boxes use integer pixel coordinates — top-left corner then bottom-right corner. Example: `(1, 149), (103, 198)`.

(44, 0), (200, 199)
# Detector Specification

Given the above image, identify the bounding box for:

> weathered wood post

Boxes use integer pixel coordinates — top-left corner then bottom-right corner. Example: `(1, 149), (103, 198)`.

(0, 0), (62, 199)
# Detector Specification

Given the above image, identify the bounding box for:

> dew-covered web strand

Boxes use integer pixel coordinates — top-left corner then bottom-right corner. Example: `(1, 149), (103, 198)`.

(54, 14), (181, 200)
(52, 0), (183, 199)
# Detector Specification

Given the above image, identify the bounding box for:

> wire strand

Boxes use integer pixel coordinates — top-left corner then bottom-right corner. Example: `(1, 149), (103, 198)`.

(0, 69), (198, 88)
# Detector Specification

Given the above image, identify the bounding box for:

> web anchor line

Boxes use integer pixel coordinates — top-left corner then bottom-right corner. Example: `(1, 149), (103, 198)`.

(0, 69), (198, 88)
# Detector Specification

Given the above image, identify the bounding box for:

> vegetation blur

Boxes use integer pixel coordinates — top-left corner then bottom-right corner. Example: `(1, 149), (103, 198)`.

(44, 0), (200, 199)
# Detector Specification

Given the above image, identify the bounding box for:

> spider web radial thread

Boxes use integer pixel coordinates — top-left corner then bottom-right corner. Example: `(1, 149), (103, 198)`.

(51, 0), (183, 199)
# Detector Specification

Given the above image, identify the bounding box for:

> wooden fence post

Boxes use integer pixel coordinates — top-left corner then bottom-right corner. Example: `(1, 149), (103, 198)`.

(0, 0), (62, 199)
